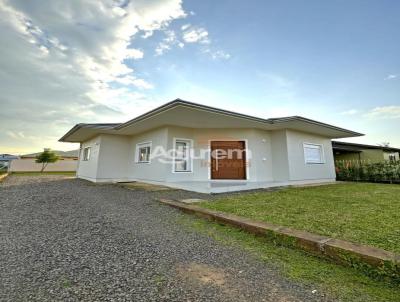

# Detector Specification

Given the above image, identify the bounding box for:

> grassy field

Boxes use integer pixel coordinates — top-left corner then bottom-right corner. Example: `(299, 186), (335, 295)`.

(178, 215), (400, 302)
(199, 183), (400, 253)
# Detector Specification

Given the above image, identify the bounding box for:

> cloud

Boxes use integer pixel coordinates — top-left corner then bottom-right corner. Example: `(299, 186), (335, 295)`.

(341, 109), (358, 116)
(182, 26), (210, 44)
(181, 23), (191, 31)
(154, 23), (229, 60)
(211, 50), (231, 60)
(181, 24), (230, 60)
(154, 26), (211, 56)
(201, 48), (231, 60)
(113, 75), (154, 89)
(365, 106), (400, 119)
(385, 74), (398, 80)
(6, 131), (25, 139)
(0, 0), (187, 153)
(125, 48), (144, 59)
(155, 30), (180, 55)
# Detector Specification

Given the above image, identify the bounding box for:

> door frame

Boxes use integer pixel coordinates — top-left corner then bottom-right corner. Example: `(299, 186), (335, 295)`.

(208, 139), (249, 181)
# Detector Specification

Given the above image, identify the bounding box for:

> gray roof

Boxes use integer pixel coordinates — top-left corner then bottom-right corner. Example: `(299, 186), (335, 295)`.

(332, 141), (400, 152)
(60, 99), (364, 142)
(0, 154), (19, 160)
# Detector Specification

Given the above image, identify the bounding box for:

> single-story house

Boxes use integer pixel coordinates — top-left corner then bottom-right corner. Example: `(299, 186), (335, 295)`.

(332, 141), (400, 163)
(59, 99), (363, 193)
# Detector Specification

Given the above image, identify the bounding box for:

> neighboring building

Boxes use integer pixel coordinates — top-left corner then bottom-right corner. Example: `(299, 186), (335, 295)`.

(332, 141), (400, 163)
(0, 154), (20, 161)
(0, 154), (20, 170)
(59, 99), (362, 193)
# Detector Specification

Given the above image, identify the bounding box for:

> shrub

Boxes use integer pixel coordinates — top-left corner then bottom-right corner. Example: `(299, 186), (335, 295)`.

(335, 160), (400, 183)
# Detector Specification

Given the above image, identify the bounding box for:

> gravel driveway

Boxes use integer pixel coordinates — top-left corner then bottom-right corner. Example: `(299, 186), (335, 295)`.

(0, 175), (327, 301)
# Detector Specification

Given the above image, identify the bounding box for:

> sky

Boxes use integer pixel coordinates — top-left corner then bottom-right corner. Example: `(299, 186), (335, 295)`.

(0, 0), (399, 154)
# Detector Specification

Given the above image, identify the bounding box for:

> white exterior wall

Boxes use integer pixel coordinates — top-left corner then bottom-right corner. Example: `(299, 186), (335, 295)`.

(286, 130), (336, 181)
(95, 134), (131, 181)
(126, 127), (169, 182)
(164, 127), (273, 182)
(383, 151), (400, 161)
(77, 136), (101, 181)
(270, 130), (290, 181)
(77, 126), (336, 184)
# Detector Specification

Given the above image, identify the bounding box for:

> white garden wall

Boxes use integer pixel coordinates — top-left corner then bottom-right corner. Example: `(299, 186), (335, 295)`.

(9, 158), (77, 172)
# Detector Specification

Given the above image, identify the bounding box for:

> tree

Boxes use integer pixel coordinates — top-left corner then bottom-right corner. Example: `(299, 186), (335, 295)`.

(379, 142), (390, 147)
(35, 149), (59, 172)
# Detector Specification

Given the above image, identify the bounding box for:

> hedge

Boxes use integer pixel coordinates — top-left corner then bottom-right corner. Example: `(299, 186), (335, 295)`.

(335, 160), (400, 183)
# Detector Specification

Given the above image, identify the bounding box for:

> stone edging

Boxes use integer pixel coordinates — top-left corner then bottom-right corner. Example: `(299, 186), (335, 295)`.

(0, 173), (8, 182)
(158, 199), (400, 281)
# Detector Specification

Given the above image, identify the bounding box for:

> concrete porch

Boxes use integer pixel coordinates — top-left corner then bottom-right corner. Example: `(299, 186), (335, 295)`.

(137, 179), (337, 194)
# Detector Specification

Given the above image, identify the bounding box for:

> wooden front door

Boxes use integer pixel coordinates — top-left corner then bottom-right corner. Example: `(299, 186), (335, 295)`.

(211, 141), (246, 180)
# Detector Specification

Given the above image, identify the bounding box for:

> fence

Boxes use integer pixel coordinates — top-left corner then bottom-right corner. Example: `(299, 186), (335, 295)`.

(9, 158), (78, 172)
(335, 159), (400, 183)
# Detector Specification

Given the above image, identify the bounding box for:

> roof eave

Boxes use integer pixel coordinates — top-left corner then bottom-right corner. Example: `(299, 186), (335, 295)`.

(59, 99), (363, 142)
(58, 124), (84, 142)
(58, 123), (121, 142)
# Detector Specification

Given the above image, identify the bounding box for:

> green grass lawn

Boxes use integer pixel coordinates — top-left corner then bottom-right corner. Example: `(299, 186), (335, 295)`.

(199, 183), (400, 253)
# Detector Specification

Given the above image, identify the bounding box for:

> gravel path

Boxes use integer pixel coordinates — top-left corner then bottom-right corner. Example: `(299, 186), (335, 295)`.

(0, 175), (329, 301)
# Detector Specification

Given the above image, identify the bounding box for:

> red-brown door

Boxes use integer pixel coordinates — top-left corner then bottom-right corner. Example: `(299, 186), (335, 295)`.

(211, 141), (246, 180)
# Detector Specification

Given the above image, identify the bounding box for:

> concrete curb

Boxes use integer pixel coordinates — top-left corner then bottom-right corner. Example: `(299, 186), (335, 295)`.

(159, 198), (400, 281)
(0, 173), (8, 182)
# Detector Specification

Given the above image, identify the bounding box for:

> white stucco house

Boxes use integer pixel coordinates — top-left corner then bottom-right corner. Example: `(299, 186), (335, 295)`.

(59, 99), (363, 193)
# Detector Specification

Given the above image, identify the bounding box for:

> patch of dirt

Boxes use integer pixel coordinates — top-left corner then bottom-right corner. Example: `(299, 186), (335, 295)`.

(176, 263), (227, 286)
(175, 262), (299, 302)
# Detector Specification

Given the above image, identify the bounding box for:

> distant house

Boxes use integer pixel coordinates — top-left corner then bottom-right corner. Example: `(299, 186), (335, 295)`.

(0, 154), (20, 161)
(332, 141), (400, 163)
(0, 154), (20, 170)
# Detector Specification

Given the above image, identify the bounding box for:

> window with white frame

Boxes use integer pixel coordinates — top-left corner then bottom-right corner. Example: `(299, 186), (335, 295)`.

(136, 142), (151, 163)
(174, 139), (192, 172)
(388, 153), (397, 162)
(82, 147), (91, 161)
(303, 143), (324, 164)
